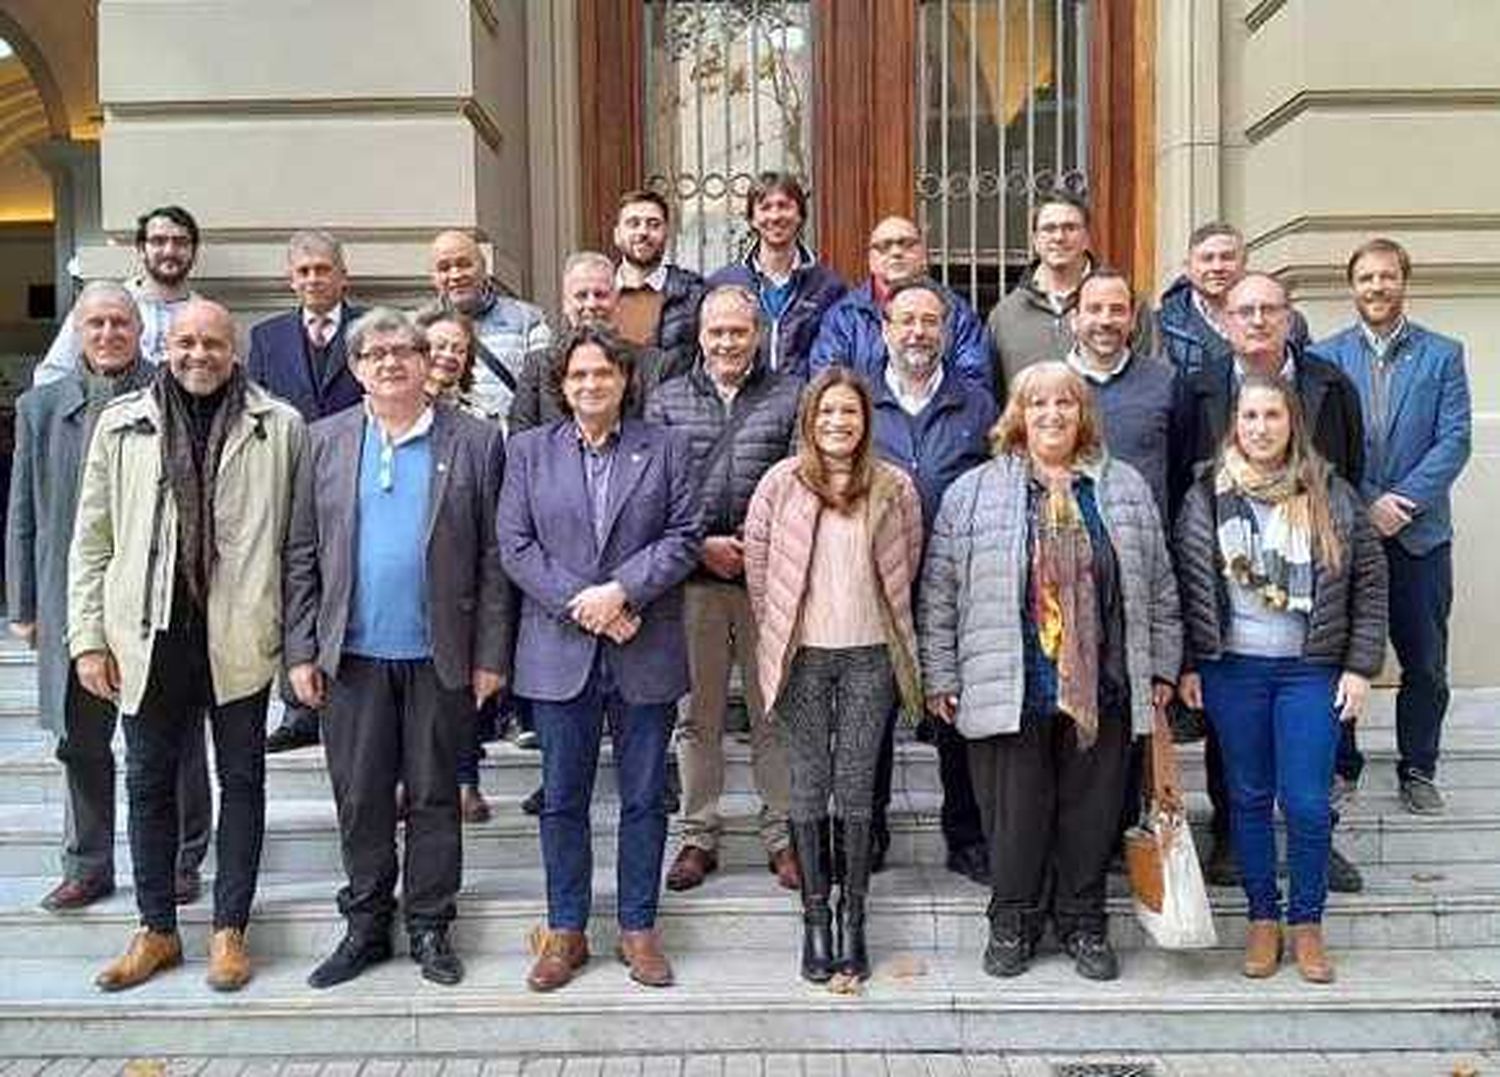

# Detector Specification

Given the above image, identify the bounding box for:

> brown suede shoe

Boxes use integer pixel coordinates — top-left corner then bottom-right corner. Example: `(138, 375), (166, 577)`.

(665, 846), (717, 892)
(39, 876), (115, 912)
(526, 929), (589, 992)
(1242, 919), (1282, 979)
(206, 927), (253, 992)
(95, 928), (182, 992)
(768, 847), (801, 891)
(1290, 924), (1335, 983)
(617, 928), (674, 987)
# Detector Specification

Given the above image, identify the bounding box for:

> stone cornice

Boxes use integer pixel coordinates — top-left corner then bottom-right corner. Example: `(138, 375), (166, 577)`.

(1245, 88), (1500, 144)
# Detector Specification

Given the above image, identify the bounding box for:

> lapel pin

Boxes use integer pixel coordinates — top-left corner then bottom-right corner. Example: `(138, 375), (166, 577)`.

(437, 462), (448, 473)
(631, 452), (644, 464)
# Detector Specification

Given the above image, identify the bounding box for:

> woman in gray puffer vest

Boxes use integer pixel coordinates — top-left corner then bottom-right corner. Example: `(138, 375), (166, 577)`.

(1174, 373), (1387, 986)
(919, 361), (1181, 983)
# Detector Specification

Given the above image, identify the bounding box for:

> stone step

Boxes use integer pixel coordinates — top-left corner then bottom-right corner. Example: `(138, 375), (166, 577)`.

(3, 719), (1499, 808)
(0, 782), (1495, 880)
(3, 860), (1497, 960)
(1, 947), (1496, 1057)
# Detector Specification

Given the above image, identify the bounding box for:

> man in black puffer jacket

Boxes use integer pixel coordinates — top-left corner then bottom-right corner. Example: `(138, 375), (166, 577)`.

(644, 284), (803, 894)
(612, 189), (706, 376)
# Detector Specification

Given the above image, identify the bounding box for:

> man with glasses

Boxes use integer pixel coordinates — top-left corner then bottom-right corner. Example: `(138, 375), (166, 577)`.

(809, 216), (992, 389)
(34, 206), (203, 386)
(1173, 271), (1367, 894)
(986, 192), (1154, 394)
(286, 308), (509, 990)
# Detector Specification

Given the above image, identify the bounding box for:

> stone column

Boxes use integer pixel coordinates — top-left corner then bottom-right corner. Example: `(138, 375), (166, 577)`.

(25, 137), (100, 314)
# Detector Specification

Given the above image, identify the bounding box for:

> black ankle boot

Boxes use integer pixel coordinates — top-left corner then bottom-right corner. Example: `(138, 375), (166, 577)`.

(838, 819), (873, 980)
(790, 819), (835, 983)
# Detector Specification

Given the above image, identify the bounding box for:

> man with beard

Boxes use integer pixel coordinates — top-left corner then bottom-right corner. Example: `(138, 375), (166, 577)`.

(810, 216), (991, 388)
(34, 206), (201, 386)
(868, 279), (998, 883)
(611, 189), (706, 376)
(428, 230), (550, 425)
(986, 192), (1154, 393)
(71, 299), (304, 992)
(645, 285), (802, 893)
(509, 251), (682, 433)
(1319, 238), (1471, 817)
(9, 283), (211, 913)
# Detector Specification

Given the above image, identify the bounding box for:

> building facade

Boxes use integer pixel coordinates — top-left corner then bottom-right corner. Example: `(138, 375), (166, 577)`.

(0, 0), (1495, 678)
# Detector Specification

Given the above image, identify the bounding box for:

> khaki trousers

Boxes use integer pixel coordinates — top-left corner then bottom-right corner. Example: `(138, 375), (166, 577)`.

(677, 580), (790, 854)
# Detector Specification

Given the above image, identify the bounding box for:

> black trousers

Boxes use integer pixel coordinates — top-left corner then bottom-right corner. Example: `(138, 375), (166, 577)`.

(969, 709), (1130, 939)
(872, 708), (985, 853)
(322, 655), (467, 938)
(123, 644), (268, 933)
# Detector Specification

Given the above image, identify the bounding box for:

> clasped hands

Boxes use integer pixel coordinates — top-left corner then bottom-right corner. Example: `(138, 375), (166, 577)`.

(568, 581), (640, 644)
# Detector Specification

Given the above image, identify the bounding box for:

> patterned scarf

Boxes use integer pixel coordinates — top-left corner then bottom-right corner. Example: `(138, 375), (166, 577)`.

(153, 365), (248, 612)
(1030, 472), (1100, 748)
(1214, 445), (1315, 613)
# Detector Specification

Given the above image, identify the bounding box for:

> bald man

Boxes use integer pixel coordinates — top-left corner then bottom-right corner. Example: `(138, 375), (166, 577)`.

(71, 298), (306, 993)
(428, 231), (550, 426)
(809, 216), (992, 389)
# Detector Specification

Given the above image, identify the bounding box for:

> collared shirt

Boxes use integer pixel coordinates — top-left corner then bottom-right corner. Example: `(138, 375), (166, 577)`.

(1066, 346), (1132, 386)
(365, 403), (435, 492)
(1192, 289), (1231, 341)
(577, 422), (621, 551)
(1361, 316), (1408, 363)
(1233, 348), (1296, 384)
(302, 302), (344, 342)
(615, 261), (670, 293)
(884, 361), (945, 417)
(752, 244), (808, 290)
(1361, 316), (1409, 458)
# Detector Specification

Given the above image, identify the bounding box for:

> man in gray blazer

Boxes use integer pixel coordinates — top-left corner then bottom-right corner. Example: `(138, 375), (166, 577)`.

(284, 308), (510, 990)
(7, 282), (211, 912)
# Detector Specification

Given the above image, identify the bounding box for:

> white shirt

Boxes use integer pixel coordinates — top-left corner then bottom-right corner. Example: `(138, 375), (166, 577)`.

(302, 303), (345, 342)
(1066, 346), (1132, 385)
(615, 261), (670, 293)
(884, 361), (945, 417)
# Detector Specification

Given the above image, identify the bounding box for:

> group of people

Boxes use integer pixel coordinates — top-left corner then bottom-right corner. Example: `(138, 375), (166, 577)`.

(4, 176), (1470, 998)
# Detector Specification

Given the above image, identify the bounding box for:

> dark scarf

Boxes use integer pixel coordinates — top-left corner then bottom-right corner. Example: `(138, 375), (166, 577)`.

(153, 364), (248, 611)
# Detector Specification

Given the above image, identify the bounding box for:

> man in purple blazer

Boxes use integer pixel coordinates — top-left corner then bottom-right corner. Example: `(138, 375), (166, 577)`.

(498, 324), (702, 993)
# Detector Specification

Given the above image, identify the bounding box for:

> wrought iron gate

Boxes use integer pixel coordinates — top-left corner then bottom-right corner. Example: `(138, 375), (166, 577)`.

(917, 0), (1091, 315)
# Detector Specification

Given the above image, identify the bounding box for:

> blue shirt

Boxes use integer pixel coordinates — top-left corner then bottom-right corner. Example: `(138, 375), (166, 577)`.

(345, 415), (433, 660)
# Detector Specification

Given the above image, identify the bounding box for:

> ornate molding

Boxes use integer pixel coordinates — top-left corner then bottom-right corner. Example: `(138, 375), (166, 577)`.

(1245, 88), (1500, 144)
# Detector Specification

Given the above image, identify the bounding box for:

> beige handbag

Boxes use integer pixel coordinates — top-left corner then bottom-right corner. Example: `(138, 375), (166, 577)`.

(1124, 701), (1185, 913)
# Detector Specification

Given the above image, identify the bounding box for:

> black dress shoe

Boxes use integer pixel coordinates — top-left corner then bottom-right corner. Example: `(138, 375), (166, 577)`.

(265, 723), (319, 754)
(40, 876), (115, 911)
(307, 933), (393, 989)
(521, 785), (544, 817)
(1064, 932), (1120, 981)
(410, 929), (464, 986)
(1327, 846), (1364, 894)
(945, 843), (991, 886)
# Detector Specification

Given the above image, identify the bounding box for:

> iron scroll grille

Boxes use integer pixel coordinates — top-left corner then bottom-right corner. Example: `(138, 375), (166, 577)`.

(643, 0), (815, 276)
(918, 0), (1091, 317)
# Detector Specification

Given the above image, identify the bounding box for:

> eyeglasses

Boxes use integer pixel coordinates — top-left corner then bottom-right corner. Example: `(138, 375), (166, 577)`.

(870, 236), (921, 254)
(358, 343), (423, 363)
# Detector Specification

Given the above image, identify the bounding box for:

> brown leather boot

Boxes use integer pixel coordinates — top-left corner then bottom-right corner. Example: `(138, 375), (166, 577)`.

(1289, 923), (1335, 983)
(617, 928), (674, 987)
(95, 928), (182, 992)
(1242, 919), (1282, 979)
(206, 927), (253, 992)
(526, 929), (589, 992)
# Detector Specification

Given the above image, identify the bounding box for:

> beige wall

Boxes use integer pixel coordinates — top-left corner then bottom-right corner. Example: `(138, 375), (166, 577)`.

(87, 0), (546, 317)
(1157, 0), (1500, 682)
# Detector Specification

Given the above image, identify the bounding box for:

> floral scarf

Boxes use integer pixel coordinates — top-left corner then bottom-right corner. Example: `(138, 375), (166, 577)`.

(1030, 470), (1100, 748)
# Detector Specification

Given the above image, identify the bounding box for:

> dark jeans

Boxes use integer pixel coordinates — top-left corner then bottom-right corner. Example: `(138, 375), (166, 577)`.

(1200, 654), (1339, 925)
(58, 669), (211, 884)
(123, 661), (268, 934)
(969, 708), (1130, 940)
(1388, 540), (1453, 780)
(532, 658), (674, 932)
(1206, 714), (1360, 838)
(323, 655), (467, 938)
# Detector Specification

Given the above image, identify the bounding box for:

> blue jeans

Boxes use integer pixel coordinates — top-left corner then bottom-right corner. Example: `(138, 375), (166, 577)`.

(1387, 541), (1452, 780)
(1200, 655), (1339, 925)
(532, 659), (674, 932)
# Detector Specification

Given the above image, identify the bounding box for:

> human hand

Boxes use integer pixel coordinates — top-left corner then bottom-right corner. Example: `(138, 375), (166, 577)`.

(289, 662), (326, 709)
(600, 610), (641, 645)
(1334, 671), (1369, 724)
(1178, 672), (1203, 711)
(567, 581), (629, 634)
(472, 667), (506, 708)
(701, 536), (745, 579)
(925, 693), (958, 724)
(1369, 493), (1417, 538)
(76, 650), (120, 703)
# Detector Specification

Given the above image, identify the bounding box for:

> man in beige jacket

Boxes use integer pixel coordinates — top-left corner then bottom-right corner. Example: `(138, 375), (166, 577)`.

(69, 298), (305, 993)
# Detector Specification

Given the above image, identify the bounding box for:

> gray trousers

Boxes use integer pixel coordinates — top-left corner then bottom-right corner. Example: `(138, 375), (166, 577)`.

(56, 669), (211, 884)
(776, 645), (896, 824)
(322, 655), (467, 938)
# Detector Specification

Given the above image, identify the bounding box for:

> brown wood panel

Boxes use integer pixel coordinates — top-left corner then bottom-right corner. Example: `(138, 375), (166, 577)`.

(577, 0), (643, 251)
(1088, 0), (1155, 289)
